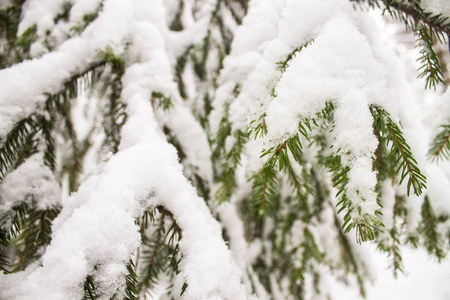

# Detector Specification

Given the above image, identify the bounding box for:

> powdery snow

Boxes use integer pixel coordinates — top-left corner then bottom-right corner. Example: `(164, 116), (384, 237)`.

(422, 0), (450, 17)
(0, 154), (60, 211)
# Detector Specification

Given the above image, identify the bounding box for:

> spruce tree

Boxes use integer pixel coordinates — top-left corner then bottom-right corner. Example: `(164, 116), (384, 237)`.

(0, 0), (449, 299)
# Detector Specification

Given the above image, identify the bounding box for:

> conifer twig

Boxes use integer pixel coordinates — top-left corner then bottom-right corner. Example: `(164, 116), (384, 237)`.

(428, 123), (450, 161)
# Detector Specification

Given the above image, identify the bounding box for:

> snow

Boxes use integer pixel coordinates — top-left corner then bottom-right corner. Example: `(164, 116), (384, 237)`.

(230, 0), (285, 55)
(0, 154), (60, 211)
(156, 103), (214, 182)
(422, 0), (450, 17)
(210, 0), (285, 135)
(18, 0), (66, 36)
(277, 0), (352, 48)
(267, 15), (387, 142)
(69, 0), (103, 23)
(425, 165), (450, 215)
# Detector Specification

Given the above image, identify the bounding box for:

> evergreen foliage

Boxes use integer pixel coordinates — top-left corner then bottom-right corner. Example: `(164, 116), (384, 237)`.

(420, 196), (447, 261)
(370, 105), (427, 196)
(0, 0), (450, 299)
(353, 0), (449, 89)
(428, 122), (450, 160)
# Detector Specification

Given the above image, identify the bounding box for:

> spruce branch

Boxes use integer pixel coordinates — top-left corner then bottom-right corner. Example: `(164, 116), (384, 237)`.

(415, 24), (445, 89)
(332, 206), (367, 297)
(0, 2), (22, 42)
(387, 1), (450, 36)
(275, 205), (301, 255)
(289, 266), (306, 300)
(83, 275), (99, 300)
(211, 0), (233, 55)
(96, 47), (124, 76)
(261, 103), (334, 171)
(374, 126), (393, 182)
(215, 130), (247, 203)
(174, 47), (191, 99)
(43, 61), (106, 191)
(250, 165), (279, 216)
(290, 228), (325, 299)
(162, 127), (187, 163)
(428, 123), (450, 161)
(389, 228), (404, 277)
(212, 106), (231, 163)
(281, 155), (311, 219)
(0, 229), (10, 273)
(351, 0), (450, 36)
(189, 173), (211, 201)
(0, 3), (36, 68)
(0, 116), (39, 182)
(277, 39), (315, 72)
(137, 207), (182, 296)
(389, 194), (409, 276)
(309, 168), (327, 217)
(124, 260), (139, 300)
(55, 96), (84, 193)
(370, 105), (426, 196)
(420, 196), (447, 261)
(352, 0), (449, 89)
(155, 206), (183, 241)
(101, 70), (126, 154)
(0, 202), (27, 241)
(0, 202), (28, 273)
(11, 205), (61, 272)
(255, 102), (333, 220)
(138, 212), (169, 292)
(151, 92), (173, 111)
(37, 116), (56, 172)
(70, 12), (99, 35)
(200, 93), (213, 130)
(191, 35), (210, 81)
(223, 0), (246, 24)
(0, 61), (107, 274)
(215, 167), (236, 203)
(162, 128), (211, 204)
(377, 227), (404, 278)
(261, 133), (304, 171)
(0, 202), (60, 272)
(168, 0), (184, 31)
(249, 113), (267, 139)
(53, 2), (72, 24)
(44, 61), (107, 107)
(327, 154), (381, 243)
